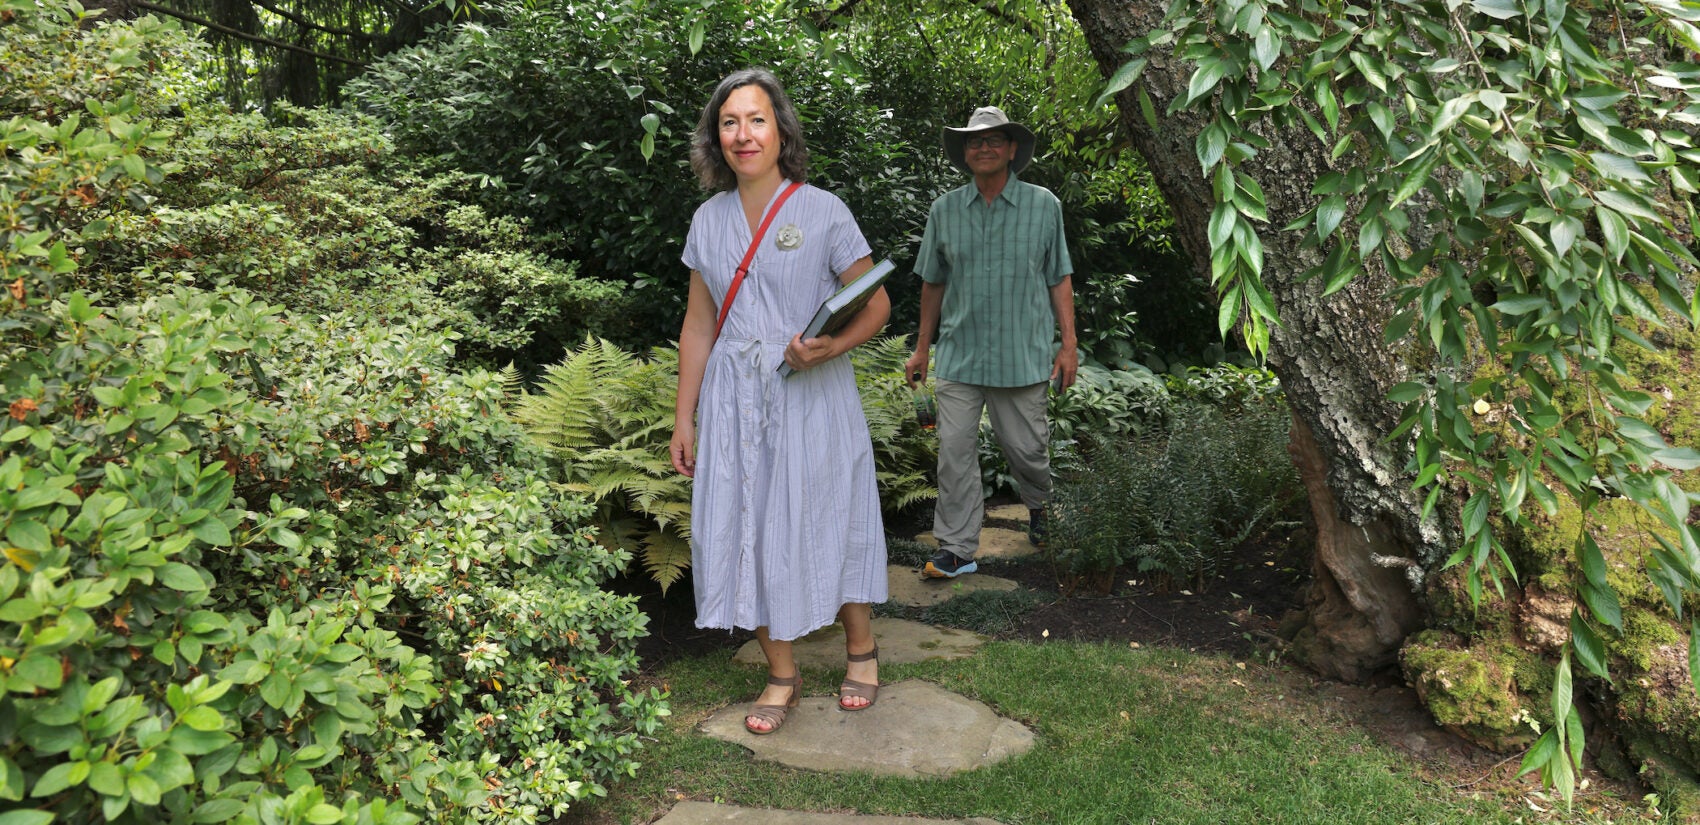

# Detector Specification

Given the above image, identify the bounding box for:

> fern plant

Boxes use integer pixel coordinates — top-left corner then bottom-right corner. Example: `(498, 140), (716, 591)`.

(852, 334), (940, 512)
(513, 339), (693, 591)
(518, 336), (939, 591)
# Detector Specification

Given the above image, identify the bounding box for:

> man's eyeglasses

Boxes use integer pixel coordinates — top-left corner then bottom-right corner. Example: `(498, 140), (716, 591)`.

(964, 133), (1010, 149)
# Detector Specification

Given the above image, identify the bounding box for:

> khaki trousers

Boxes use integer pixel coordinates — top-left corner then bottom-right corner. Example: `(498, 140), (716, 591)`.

(933, 379), (1050, 560)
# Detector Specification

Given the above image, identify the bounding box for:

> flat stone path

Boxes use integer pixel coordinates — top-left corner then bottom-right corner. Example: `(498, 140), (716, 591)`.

(732, 617), (986, 668)
(913, 527), (1038, 560)
(889, 564), (1021, 607)
(676, 518), (1040, 824)
(699, 680), (1034, 777)
(655, 801), (1004, 825)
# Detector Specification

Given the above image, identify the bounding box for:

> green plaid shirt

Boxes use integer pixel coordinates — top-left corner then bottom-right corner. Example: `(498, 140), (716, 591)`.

(915, 175), (1073, 387)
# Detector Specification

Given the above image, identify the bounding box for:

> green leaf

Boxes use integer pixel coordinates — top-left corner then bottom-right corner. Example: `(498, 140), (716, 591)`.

(639, 132), (655, 163)
(1197, 122), (1227, 172)
(1316, 195), (1346, 239)
(1578, 534), (1608, 588)
(218, 659), (268, 685)
(1570, 612), (1609, 679)
(639, 113), (659, 136)
(30, 761), (83, 797)
(1653, 447), (1700, 471)
(1186, 56), (1230, 104)
(88, 762), (123, 796)
(1474, 0), (1522, 19)
(0, 811), (55, 825)
(687, 19), (705, 56)
(158, 563), (207, 592)
(1491, 294), (1548, 315)
(1592, 152), (1650, 182)
(1552, 649), (1573, 723)
(1596, 205), (1629, 260)
(1094, 58), (1146, 109)
(191, 798), (244, 824)
(179, 706), (224, 732)
(1580, 581), (1624, 631)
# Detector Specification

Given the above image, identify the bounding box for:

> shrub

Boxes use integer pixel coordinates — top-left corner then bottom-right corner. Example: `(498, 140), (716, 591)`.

(979, 362), (1169, 500)
(2, 3), (665, 821)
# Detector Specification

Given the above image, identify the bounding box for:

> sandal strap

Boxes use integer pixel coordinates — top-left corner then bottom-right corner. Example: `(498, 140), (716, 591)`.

(846, 646), (879, 663)
(766, 673), (801, 687)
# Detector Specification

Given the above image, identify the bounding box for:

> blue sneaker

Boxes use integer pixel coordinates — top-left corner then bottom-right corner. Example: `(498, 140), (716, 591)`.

(924, 550), (977, 579)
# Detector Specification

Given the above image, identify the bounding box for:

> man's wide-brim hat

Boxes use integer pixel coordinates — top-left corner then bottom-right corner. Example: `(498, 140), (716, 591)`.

(942, 106), (1036, 176)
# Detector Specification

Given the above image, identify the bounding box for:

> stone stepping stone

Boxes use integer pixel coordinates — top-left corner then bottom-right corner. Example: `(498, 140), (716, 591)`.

(732, 618), (983, 668)
(654, 800), (1005, 824)
(699, 679), (1035, 778)
(985, 503), (1030, 524)
(915, 527), (1038, 560)
(885, 564), (1019, 608)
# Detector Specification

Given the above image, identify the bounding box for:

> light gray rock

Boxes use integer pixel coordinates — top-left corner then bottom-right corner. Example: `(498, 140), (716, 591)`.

(731, 618), (985, 668)
(885, 564), (1019, 608)
(915, 528), (1039, 560)
(654, 801), (1006, 824)
(699, 680), (1035, 778)
(985, 503), (1031, 523)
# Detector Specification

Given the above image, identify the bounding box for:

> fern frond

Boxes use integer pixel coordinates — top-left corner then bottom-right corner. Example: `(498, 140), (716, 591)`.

(643, 528), (692, 595)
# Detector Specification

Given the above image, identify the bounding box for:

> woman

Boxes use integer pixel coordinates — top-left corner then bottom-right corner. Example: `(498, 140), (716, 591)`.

(671, 68), (890, 735)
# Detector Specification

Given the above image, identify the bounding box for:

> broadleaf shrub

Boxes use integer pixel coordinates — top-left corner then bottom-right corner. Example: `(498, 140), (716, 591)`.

(2, 3), (664, 821)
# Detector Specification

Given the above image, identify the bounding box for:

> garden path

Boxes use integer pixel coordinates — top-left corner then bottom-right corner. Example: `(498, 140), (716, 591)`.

(656, 508), (1040, 824)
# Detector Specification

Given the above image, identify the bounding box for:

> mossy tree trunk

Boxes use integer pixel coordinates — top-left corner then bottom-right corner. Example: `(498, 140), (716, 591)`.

(1065, 0), (1438, 681)
(1065, 0), (1700, 806)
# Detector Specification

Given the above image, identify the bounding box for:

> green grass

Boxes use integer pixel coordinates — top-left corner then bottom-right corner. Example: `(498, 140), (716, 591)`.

(562, 641), (1624, 824)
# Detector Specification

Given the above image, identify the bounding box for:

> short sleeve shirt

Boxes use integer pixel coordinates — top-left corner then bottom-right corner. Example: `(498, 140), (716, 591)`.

(914, 175), (1073, 387)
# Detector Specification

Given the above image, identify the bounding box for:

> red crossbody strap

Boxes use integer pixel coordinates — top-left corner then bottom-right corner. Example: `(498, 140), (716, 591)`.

(715, 181), (804, 338)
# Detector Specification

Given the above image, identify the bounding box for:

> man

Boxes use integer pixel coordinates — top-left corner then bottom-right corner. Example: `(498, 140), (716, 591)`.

(905, 106), (1077, 579)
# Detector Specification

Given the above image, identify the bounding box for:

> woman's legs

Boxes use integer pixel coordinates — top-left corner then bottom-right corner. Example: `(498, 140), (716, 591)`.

(747, 628), (798, 734)
(839, 602), (878, 709)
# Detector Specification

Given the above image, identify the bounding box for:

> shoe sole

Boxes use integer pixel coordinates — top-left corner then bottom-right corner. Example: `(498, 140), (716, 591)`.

(923, 560), (978, 578)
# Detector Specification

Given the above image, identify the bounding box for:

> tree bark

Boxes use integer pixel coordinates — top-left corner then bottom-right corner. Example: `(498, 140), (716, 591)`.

(1066, 0), (1436, 680)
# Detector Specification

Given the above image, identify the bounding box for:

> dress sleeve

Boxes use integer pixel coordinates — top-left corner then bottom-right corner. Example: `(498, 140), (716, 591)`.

(682, 198), (711, 274)
(826, 192), (872, 277)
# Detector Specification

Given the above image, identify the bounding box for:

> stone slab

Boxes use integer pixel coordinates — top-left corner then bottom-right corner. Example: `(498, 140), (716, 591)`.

(985, 503), (1030, 523)
(655, 801), (1005, 825)
(885, 564), (1019, 608)
(916, 527), (1039, 560)
(732, 617), (984, 668)
(700, 679), (1035, 778)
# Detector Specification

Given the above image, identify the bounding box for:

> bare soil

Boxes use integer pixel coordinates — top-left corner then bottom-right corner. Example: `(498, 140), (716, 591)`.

(623, 503), (1649, 822)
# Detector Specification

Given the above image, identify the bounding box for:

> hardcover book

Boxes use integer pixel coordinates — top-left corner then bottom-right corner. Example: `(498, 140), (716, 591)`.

(778, 258), (896, 377)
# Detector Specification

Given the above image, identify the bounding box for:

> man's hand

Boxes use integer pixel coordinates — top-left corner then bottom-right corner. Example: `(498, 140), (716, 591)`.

(783, 333), (837, 373)
(1050, 346), (1079, 392)
(670, 421), (696, 477)
(903, 349), (929, 388)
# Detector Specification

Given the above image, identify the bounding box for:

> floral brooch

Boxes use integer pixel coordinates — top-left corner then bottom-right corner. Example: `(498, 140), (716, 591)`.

(774, 224), (803, 251)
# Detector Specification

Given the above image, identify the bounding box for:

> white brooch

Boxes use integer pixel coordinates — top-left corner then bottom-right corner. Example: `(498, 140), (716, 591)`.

(774, 224), (803, 251)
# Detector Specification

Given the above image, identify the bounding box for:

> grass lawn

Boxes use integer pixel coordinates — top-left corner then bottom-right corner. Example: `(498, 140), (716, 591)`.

(561, 640), (1636, 824)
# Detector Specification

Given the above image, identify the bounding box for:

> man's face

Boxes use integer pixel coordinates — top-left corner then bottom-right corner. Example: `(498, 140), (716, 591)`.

(964, 130), (1015, 177)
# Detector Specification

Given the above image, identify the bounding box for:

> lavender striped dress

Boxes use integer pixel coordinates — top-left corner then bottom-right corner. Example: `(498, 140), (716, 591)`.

(681, 181), (888, 641)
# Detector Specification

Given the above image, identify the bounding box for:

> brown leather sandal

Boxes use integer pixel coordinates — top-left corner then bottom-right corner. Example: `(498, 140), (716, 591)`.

(838, 646), (879, 711)
(744, 673), (801, 735)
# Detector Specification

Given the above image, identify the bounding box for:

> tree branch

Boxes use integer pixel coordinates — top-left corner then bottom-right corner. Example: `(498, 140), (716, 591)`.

(246, 0), (378, 41)
(130, 0), (368, 65)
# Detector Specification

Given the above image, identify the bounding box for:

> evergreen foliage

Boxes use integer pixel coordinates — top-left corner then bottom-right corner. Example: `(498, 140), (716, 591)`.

(1, 3), (664, 821)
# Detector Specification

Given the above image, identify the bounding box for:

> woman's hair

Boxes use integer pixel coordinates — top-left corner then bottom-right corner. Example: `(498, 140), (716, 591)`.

(690, 68), (809, 191)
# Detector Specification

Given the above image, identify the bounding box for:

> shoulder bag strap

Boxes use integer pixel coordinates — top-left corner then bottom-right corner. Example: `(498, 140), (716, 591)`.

(715, 180), (804, 338)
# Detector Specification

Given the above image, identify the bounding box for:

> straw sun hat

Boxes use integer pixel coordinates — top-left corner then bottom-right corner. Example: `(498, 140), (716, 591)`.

(941, 106), (1036, 175)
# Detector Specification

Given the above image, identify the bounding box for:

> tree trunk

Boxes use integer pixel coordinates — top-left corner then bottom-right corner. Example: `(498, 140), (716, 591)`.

(1066, 0), (1435, 681)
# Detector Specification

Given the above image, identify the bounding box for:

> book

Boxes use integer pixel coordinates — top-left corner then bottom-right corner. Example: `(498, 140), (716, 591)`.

(777, 258), (896, 377)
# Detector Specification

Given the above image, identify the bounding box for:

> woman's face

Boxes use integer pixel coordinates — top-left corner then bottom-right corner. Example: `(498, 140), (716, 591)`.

(718, 84), (782, 185)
